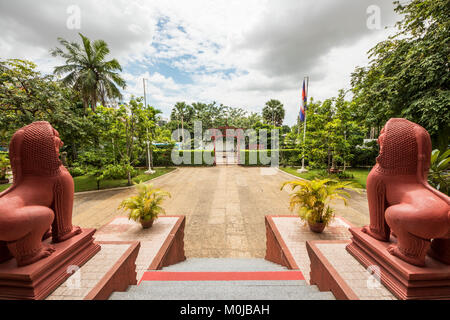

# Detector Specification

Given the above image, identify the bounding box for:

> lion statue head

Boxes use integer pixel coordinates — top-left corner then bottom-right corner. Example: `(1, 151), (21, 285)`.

(376, 118), (432, 177)
(8, 122), (63, 188)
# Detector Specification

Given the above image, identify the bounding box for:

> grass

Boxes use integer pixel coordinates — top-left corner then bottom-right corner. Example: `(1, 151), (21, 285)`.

(281, 167), (371, 189)
(0, 168), (176, 193)
(73, 167), (176, 193)
(0, 183), (10, 192)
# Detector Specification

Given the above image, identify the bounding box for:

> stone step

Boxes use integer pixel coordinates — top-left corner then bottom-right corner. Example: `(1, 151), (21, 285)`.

(109, 258), (335, 300)
(161, 258), (289, 272)
(134, 280), (310, 291)
(110, 282), (334, 300)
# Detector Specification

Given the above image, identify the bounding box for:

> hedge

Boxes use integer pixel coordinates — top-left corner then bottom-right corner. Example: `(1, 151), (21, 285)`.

(239, 149), (301, 166)
(153, 149), (215, 166)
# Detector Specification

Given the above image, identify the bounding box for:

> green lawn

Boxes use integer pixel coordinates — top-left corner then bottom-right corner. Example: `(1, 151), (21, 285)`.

(0, 183), (10, 192)
(0, 167), (176, 193)
(73, 167), (176, 192)
(281, 167), (371, 189)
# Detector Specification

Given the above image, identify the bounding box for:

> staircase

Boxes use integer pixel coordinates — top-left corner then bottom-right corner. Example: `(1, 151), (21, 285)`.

(109, 259), (335, 300)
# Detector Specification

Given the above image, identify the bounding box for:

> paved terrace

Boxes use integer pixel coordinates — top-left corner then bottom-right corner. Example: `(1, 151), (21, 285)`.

(73, 166), (369, 258)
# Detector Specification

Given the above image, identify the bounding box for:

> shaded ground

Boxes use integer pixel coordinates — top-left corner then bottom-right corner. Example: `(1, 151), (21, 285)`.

(73, 166), (369, 258)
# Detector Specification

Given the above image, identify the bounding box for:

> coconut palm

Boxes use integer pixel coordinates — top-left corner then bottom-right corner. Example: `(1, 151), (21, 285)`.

(170, 102), (193, 129)
(118, 183), (171, 226)
(51, 33), (126, 112)
(281, 178), (358, 227)
(263, 99), (285, 127)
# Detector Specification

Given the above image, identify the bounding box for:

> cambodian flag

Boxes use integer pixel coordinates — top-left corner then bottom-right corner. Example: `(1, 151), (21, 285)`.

(299, 79), (307, 122)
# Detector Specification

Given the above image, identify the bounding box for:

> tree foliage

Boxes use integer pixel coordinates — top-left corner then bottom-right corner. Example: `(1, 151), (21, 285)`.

(0, 59), (94, 158)
(281, 178), (358, 225)
(86, 97), (159, 185)
(51, 33), (126, 112)
(351, 0), (450, 150)
(169, 101), (263, 131)
(262, 99), (285, 127)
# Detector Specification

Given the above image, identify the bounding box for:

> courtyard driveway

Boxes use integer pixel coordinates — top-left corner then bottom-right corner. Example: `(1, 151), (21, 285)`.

(73, 166), (369, 258)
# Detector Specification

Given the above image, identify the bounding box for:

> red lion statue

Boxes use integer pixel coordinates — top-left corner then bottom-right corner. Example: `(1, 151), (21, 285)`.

(363, 118), (450, 267)
(0, 121), (81, 266)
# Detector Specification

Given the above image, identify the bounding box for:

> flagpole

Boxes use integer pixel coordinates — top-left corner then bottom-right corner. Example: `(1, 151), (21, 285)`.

(298, 76), (309, 173)
(143, 78), (155, 175)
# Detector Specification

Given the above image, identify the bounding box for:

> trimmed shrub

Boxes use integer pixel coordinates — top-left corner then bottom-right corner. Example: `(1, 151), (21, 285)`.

(351, 142), (379, 168)
(153, 149), (173, 167)
(101, 164), (138, 180)
(239, 149), (301, 166)
(153, 149), (215, 166)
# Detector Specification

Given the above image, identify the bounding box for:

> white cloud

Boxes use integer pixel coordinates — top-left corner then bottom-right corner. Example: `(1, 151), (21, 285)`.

(0, 0), (401, 125)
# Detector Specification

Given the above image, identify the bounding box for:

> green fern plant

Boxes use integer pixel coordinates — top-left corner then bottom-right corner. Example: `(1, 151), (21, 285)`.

(281, 178), (358, 226)
(429, 149), (450, 195)
(118, 183), (171, 223)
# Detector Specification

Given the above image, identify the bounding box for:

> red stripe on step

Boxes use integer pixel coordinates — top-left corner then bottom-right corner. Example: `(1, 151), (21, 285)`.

(139, 271), (304, 283)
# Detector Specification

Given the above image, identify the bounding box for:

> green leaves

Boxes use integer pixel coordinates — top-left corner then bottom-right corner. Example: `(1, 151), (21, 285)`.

(281, 178), (359, 225)
(429, 148), (450, 195)
(0, 153), (9, 180)
(262, 99), (285, 127)
(51, 33), (126, 112)
(0, 58), (87, 148)
(118, 183), (171, 223)
(351, 0), (449, 150)
(169, 101), (262, 132)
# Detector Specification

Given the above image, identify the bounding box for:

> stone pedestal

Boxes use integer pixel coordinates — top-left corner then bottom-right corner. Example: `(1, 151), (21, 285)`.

(346, 228), (450, 300)
(0, 228), (100, 300)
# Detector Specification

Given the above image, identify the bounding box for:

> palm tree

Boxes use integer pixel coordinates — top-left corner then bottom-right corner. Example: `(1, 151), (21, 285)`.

(170, 102), (193, 140)
(51, 33), (126, 112)
(263, 99), (285, 127)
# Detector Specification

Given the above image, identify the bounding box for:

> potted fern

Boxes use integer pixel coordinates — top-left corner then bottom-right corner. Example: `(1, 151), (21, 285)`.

(281, 178), (357, 233)
(118, 183), (171, 229)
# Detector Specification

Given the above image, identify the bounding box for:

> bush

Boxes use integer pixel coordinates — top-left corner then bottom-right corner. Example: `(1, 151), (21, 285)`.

(177, 150), (216, 166)
(351, 142), (379, 168)
(77, 150), (112, 168)
(68, 166), (86, 177)
(336, 171), (354, 180)
(101, 164), (138, 180)
(429, 149), (450, 195)
(0, 153), (10, 180)
(317, 169), (354, 180)
(239, 149), (301, 166)
(153, 149), (173, 167)
(153, 149), (215, 166)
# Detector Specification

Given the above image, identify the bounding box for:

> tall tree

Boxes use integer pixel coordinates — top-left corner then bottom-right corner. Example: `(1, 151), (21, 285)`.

(170, 102), (193, 133)
(351, 0), (449, 150)
(88, 98), (159, 185)
(51, 33), (126, 112)
(0, 59), (93, 160)
(263, 99), (285, 127)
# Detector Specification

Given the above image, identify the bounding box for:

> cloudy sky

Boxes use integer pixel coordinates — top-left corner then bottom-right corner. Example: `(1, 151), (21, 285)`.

(0, 0), (401, 125)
